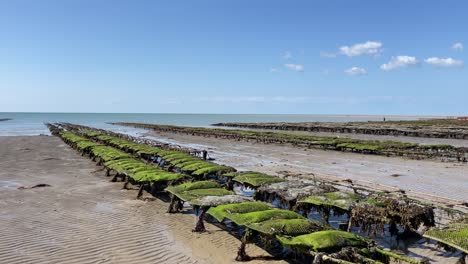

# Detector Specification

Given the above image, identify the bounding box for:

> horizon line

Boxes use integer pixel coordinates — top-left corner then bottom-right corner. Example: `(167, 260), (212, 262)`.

(0, 111), (459, 117)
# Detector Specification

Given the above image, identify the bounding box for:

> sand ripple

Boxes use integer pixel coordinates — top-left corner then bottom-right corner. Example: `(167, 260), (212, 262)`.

(0, 136), (283, 264)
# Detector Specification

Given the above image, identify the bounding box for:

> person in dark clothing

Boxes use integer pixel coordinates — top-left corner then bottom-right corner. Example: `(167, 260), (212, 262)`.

(202, 150), (208, 160)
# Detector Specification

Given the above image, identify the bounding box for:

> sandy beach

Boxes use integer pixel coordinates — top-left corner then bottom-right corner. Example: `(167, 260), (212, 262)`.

(3, 1), (467, 262)
(0, 136), (285, 264)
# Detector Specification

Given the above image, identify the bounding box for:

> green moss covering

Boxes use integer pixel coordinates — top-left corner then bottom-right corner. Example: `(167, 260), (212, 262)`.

(179, 162), (209, 172)
(80, 129), (235, 177)
(375, 248), (423, 264)
(60, 131), (90, 144)
(276, 230), (368, 253)
(163, 153), (193, 162)
(248, 219), (323, 236)
(192, 165), (234, 176)
(207, 202), (272, 222)
(336, 143), (381, 152)
(137, 147), (161, 156)
(165, 181), (221, 195)
(174, 188), (234, 203)
(80, 130), (103, 137)
(103, 157), (184, 183)
(298, 192), (362, 211)
(171, 157), (200, 166)
(221, 172), (239, 177)
(173, 160), (202, 168)
(96, 134), (115, 142)
(364, 197), (386, 207)
(76, 140), (102, 151)
(227, 209), (304, 225)
(423, 222), (468, 253)
(133, 170), (183, 182)
(232, 171), (284, 187)
(59, 130), (183, 184)
(90, 145), (131, 162)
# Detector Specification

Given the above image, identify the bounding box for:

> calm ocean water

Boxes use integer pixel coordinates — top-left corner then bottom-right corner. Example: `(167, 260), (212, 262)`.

(0, 112), (444, 136)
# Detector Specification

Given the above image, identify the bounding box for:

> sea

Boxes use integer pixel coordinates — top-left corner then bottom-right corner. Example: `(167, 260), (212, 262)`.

(0, 112), (445, 136)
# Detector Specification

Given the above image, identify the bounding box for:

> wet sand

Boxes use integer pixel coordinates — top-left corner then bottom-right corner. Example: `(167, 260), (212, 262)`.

(145, 131), (468, 205)
(0, 136), (285, 264)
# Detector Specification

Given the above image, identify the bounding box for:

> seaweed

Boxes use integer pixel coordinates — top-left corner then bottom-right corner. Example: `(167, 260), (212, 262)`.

(423, 218), (468, 253)
(232, 171), (285, 188)
(227, 209), (305, 225)
(175, 188), (234, 203)
(247, 218), (323, 236)
(298, 191), (361, 211)
(207, 202), (272, 222)
(71, 125), (236, 177)
(276, 230), (368, 253)
(374, 248), (425, 264)
(349, 195), (435, 236)
(165, 181), (221, 195)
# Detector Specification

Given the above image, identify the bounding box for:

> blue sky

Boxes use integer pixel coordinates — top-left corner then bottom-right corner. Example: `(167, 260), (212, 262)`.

(0, 0), (467, 115)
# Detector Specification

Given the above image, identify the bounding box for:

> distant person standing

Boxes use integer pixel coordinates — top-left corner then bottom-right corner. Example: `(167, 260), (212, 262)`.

(383, 117), (386, 122)
(202, 150), (208, 160)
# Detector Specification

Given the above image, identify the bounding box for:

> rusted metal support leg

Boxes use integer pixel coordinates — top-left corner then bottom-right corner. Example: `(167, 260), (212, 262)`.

(457, 252), (466, 264)
(167, 195), (178, 213)
(226, 178), (234, 191)
(192, 206), (209, 233)
(110, 173), (119, 182)
(235, 229), (253, 261)
(346, 215), (353, 232)
(322, 208), (330, 224)
(122, 176), (129, 189)
(136, 183), (145, 199)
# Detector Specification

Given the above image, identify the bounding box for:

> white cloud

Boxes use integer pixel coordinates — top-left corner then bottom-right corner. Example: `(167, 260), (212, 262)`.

(345, 67), (367, 76)
(425, 57), (463, 68)
(380, 56), (419, 71)
(320, 51), (337, 58)
(284, 63), (304, 72)
(452, 42), (463, 51)
(281, 51), (292, 59)
(270, 68), (279, 73)
(339, 41), (383, 57)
